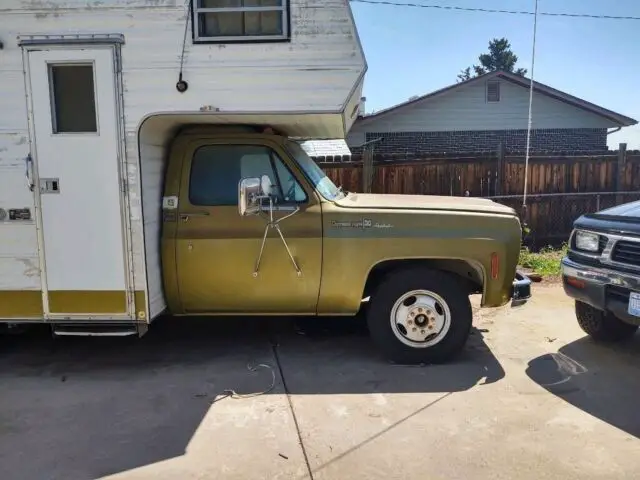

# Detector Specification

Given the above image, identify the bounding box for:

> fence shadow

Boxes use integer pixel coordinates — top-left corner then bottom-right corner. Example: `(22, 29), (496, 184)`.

(525, 334), (640, 439)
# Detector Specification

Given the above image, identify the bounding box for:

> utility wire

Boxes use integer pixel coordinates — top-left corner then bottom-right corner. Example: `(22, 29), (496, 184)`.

(349, 0), (640, 21)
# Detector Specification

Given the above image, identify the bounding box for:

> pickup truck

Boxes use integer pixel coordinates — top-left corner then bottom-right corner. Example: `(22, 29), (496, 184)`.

(562, 200), (640, 342)
(162, 129), (532, 364)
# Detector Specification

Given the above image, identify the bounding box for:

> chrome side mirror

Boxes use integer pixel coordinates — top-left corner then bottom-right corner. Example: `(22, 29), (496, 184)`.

(238, 175), (273, 216)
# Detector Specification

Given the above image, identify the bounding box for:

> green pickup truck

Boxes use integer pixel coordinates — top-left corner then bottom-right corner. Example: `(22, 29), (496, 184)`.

(159, 127), (532, 364)
(3, 125), (531, 364)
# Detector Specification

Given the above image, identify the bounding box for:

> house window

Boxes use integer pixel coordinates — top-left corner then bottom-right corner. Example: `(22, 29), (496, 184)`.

(486, 81), (500, 102)
(192, 0), (289, 43)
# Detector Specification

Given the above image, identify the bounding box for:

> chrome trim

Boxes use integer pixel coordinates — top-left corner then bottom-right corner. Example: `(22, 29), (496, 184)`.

(511, 272), (532, 307)
(561, 257), (640, 291)
(52, 329), (137, 337)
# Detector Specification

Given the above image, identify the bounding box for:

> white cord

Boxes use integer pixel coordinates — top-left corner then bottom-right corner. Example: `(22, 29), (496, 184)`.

(523, 0), (539, 209)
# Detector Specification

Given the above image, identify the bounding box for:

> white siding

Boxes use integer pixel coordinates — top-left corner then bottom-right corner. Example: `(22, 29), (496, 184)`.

(0, 0), (365, 318)
(139, 140), (167, 319)
(350, 79), (615, 135)
(0, 131), (41, 291)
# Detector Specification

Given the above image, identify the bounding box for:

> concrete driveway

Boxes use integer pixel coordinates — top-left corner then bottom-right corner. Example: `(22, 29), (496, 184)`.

(1, 283), (640, 480)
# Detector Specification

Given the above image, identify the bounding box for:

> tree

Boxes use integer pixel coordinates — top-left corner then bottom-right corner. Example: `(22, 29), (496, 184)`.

(457, 38), (527, 82)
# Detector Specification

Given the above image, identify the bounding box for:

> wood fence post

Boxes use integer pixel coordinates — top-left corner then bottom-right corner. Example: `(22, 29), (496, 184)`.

(495, 142), (505, 195)
(616, 142), (627, 204)
(362, 147), (374, 193)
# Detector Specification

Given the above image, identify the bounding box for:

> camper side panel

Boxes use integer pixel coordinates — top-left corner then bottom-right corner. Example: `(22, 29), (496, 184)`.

(0, 44), (42, 317)
(3, 1), (365, 119)
(138, 138), (168, 320)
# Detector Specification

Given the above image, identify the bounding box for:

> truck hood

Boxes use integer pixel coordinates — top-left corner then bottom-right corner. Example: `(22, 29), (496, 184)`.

(574, 200), (640, 236)
(334, 193), (516, 215)
(589, 200), (640, 220)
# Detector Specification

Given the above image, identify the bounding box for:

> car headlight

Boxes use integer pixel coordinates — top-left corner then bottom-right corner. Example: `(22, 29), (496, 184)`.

(574, 230), (600, 252)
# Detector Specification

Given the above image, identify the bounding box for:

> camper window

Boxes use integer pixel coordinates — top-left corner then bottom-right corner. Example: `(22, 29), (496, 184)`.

(48, 64), (98, 133)
(193, 0), (289, 43)
(188, 144), (307, 206)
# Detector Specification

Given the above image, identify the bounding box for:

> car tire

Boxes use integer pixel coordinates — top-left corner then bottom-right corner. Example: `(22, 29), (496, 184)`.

(367, 267), (472, 365)
(575, 301), (638, 342)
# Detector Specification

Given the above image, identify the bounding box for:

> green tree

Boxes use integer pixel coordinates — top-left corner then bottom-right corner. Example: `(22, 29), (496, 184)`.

(457, 38), (528, 82)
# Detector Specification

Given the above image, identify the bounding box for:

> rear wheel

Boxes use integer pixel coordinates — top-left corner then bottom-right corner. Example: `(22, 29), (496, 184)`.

(367, 268), (473, 364)
(575, 301), (638, 342)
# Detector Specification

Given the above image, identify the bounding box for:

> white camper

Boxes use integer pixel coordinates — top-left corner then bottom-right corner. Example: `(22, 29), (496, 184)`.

(0, 0), (366, 334)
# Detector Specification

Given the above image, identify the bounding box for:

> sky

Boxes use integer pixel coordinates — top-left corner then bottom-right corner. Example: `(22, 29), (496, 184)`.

(350, 0), (640, 149)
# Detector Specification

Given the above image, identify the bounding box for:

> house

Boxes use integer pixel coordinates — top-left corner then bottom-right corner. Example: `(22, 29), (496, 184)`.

(347, 71), (637, 155)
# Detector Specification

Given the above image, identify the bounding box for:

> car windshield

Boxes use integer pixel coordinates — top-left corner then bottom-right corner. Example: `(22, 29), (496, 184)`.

(285, 140), (347, 201)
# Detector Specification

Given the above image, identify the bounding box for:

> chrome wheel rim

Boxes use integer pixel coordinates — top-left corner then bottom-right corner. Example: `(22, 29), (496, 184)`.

(390, 289), (452, 348)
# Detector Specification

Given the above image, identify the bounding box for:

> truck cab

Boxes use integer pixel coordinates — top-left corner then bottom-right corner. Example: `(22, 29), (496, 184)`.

(160, 125), (532, 364)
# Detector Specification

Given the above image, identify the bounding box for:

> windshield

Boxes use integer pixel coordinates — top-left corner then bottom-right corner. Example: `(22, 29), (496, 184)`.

(285, 140), (347, 201)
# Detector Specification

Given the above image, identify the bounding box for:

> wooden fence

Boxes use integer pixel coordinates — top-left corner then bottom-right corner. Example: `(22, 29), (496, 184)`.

(320, 148), (640, 197)
(319, 146), (640, 248)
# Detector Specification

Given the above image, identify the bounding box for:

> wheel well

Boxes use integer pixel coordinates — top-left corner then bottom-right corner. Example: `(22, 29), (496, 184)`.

(362, 259), (485, 300)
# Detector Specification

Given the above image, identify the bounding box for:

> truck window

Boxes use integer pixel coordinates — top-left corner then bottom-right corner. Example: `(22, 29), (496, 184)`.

(188, 144), (308, 206)
(285, 140), (346, 201)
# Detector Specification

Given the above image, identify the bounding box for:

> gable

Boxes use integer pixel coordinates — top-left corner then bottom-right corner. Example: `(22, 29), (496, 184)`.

(351, 79), (619, 134)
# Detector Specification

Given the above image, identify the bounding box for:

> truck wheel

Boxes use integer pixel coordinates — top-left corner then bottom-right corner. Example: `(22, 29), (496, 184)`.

(367, 268), (472, 365)
(575, 301), (638, 342)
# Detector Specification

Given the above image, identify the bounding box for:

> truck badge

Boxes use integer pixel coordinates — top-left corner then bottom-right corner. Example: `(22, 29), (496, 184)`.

(331, 217), (393, 229)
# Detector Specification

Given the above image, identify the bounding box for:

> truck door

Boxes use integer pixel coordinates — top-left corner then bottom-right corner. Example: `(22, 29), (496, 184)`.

(174, 138), (323, 314)
(26, 46), (132, 318)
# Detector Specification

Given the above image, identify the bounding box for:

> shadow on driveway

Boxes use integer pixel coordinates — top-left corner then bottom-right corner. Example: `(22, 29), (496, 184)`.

(0, 315), (504, 480)
(526, 333), (640, 439)
(278, 315), (505, 394)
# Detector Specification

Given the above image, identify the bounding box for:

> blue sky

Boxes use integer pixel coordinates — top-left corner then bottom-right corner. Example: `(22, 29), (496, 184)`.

(350, 0), (640, 148)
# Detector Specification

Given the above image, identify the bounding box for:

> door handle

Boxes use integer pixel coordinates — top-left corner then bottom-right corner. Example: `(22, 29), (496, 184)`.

(25, 153), (35, 192)
(180, 211), (210, 221)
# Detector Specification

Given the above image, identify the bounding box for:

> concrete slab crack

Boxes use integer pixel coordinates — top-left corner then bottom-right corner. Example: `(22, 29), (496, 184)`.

(271, 341), (314, 480)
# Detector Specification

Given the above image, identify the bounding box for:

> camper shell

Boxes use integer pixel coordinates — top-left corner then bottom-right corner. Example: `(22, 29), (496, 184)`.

(1, 0), (365, 324)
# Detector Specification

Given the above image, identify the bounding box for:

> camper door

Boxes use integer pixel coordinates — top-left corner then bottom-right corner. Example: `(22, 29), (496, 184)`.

(26, 46), (133, 319)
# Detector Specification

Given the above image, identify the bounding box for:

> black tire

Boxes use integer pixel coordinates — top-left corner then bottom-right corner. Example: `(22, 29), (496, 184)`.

(367, 268), (472, 365)
(575, 301), (638, 342)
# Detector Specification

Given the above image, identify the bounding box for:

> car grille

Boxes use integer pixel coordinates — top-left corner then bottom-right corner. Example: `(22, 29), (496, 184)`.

(611, 240), (640, 267)
(599, 235), (609, 252)
(567, 251), (601, 268)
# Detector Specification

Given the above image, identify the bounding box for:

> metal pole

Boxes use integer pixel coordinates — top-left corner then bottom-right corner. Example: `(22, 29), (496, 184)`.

(522, 0), (539, 209)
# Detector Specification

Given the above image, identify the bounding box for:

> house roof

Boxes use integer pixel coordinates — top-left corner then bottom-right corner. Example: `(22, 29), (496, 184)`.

(300, 139), (351, 158)
(356, 70), (637, 127)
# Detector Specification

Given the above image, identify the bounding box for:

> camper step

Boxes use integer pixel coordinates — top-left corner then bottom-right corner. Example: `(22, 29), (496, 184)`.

(52, 324), (139, 337)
